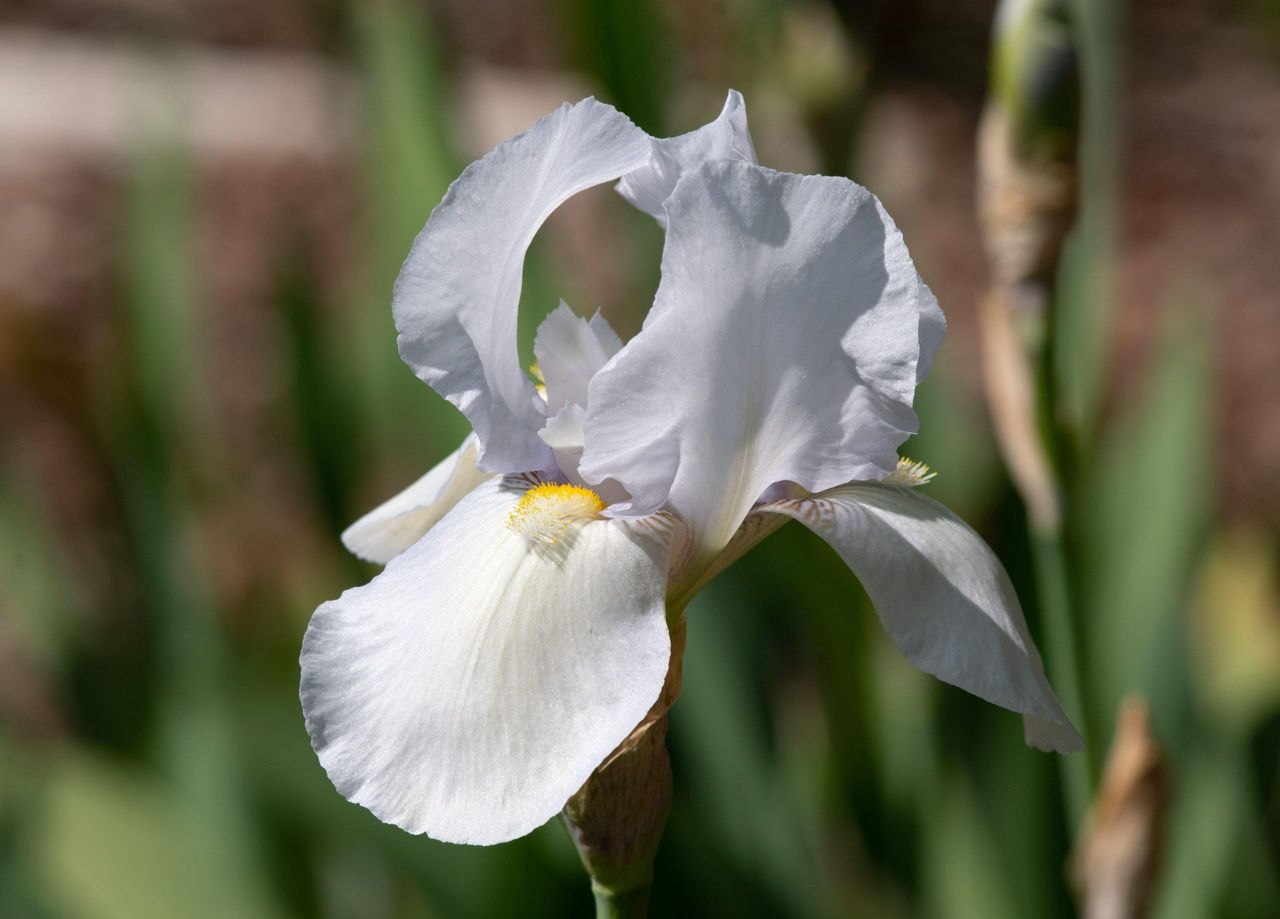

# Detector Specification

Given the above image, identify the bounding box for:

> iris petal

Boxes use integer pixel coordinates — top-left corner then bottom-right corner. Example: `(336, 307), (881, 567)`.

(301, 477), (675, 844)
(533, 302), (624, 414)
(581, 161), (944, 554)
(616, 89), (757, 225)
(342, 436), (491, 564)
(759, 482), (1082, 752)
(394, 99), (651, 474)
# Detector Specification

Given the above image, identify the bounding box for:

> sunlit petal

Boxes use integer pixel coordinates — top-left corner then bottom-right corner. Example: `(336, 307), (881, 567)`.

(394, 99), (650, 474)
(301, 477), (675, 844)
(759, 482), (1082, 752)
(581, 161), (944, 554)
(616, 89), (757, 225)
(341, 436), (491, 564)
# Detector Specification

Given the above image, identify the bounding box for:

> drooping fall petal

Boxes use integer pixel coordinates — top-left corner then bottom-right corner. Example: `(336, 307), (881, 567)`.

(341, 436), (490, 564)
(301, 477), (675, 844)
(759, 482), (1082, 752)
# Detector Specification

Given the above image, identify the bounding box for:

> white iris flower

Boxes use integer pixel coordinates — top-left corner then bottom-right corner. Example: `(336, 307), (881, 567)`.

(300, 91), (1082, 847)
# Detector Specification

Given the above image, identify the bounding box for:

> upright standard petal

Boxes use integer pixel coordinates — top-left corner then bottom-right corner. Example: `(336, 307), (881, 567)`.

(300, 477), (674, 844)
(615, 89), (757, 225)
(394, 99), (651, 474)
(581, 161), (943, 553)
(533, 302), (624, 414)
(759, 482), (1082, 752)
(341, 436), (491, 564)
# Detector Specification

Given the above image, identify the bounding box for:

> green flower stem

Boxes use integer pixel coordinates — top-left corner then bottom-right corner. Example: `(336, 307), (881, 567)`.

(562, 715), (670, 919)
(590, 879), (653, 919)
(1033, 247), (1094, 827)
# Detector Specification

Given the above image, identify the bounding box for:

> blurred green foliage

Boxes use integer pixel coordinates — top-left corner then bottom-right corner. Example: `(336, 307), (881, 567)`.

(2, 1), (1279, 917)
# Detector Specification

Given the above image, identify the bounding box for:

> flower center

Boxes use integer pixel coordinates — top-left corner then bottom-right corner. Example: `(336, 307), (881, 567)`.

(528, 361), (548, 402)
(507, 483), (606, 545)
(883, 456), (936, 487)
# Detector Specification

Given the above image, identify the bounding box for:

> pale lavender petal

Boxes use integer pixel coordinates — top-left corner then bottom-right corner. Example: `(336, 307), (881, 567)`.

(760, 482), (1082, 752)
(394, 99), (650, 474)
(533, 302), (624, 414)
(616, 89), (757, 226)
(581, 161), (943, 554)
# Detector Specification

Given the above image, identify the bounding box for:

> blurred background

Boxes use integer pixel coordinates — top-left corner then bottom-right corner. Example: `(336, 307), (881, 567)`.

(2, 0), (1279, 916)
